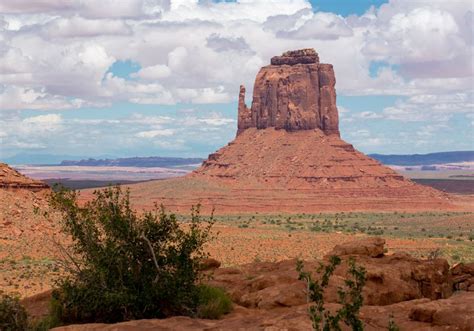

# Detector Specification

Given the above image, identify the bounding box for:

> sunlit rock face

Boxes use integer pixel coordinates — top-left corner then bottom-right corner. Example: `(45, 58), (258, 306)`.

(238, 48), (339, 136)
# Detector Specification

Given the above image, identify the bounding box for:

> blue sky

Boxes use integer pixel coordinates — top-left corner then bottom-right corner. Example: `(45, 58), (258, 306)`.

(0, 0), (472, 161)
(310, 0), (388, 16)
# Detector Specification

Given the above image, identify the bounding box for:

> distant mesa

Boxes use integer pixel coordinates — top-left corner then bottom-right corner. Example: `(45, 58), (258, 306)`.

(59, 156), (203, 168)
(369, 151), (474, 166)
(86, 49), (467, 214)
(238, 48), (339, 135)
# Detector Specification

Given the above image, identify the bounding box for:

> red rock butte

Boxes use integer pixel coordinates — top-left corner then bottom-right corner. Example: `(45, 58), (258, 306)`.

(101, 49), (467, 214)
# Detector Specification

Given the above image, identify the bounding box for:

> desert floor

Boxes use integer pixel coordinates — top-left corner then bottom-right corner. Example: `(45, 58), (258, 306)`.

(1, 211), (473, 298)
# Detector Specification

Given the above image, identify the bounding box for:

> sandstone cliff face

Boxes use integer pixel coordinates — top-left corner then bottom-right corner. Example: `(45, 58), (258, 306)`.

(238, 48), (339, 136)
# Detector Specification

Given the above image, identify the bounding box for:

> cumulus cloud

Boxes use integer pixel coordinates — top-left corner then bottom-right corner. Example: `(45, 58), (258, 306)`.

(276, 12), (353, 40)
(41, 16), (132, 38)
(363, 1), (473, 81)
(0, 0), (76, 14)
(0, 86), (86, 110)
(206, 33), (253, 53)
(132, 64), (171, 80)
(0, 0), (166, 18)
(0, 0), (472, 156)
(2, 0), (469, 110)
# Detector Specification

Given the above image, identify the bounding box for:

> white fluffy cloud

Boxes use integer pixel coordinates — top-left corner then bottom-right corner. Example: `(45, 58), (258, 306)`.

(0, 86), (87, 110)
(276, 12), (353, 40)
(41, 17), (132, 38)
(0, 0), (472, 156)
(133, 64), (171, 80)
(1, 0), (471, 112)
(0, 0), (166, 18)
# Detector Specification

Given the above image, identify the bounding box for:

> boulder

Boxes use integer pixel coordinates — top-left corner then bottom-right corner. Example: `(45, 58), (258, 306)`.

(199, 258), (221, 271)
(451, 262), (474, 291)
(409, 292), (474, 330)
(326, 237), (385, 258)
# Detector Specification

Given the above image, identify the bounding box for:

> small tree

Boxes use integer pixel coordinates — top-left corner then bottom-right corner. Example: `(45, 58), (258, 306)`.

(49, 186), (214, 323)
(297, 256), (367, 331)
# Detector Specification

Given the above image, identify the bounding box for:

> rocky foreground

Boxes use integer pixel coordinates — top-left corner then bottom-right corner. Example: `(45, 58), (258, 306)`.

(20, 238), (473, 330)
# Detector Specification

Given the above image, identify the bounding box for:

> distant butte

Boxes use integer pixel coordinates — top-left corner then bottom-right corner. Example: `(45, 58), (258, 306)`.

(84, 49), (470, 214)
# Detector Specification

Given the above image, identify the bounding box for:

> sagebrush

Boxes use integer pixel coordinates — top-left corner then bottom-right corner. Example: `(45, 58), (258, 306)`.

(50, 186), (215, 323)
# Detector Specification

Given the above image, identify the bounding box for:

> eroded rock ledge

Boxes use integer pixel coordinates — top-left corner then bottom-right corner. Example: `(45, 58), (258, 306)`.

(0, 163), (49, 191)
(270, 48), (319, 65)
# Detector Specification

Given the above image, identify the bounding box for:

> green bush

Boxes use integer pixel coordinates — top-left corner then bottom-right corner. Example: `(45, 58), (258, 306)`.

(0, 292), (28, 331)
(49, 186), (214, 324)
(196, 285), (232, 319)
(297, 256), (366, 331)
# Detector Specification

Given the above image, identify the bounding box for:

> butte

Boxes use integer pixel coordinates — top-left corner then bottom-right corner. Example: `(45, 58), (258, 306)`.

(112, 49), (463, 214)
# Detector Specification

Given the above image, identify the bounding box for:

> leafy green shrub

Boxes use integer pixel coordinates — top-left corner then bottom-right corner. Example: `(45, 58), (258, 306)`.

(49, 186), (214, 324)
(297, 256), (366, 331)
(0, 292), (28, 331)
(196, 285), (232, 319)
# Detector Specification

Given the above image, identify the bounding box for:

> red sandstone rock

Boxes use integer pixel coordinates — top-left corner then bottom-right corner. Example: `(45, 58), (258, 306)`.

(0, 163), (49, 191)
(451, 262), (474, 292)
(199, 258), (221, 271)
(207, 241), (452, 309)
(270, 48), (319, 65)
(409, 292), (474, 330)
(46, 237), (474, 331)
(238, 48), (339, 136)
(326, 237), (385, 258)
